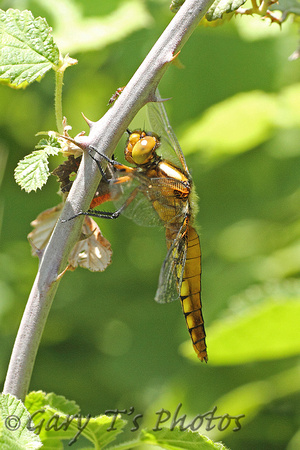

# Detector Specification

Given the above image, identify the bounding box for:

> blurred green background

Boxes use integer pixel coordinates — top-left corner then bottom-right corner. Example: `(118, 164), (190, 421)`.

(0, 0), (300, 448)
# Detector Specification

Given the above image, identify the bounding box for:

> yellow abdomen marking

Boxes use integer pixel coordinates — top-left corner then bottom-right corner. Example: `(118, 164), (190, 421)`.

(180, 226), (207, 362)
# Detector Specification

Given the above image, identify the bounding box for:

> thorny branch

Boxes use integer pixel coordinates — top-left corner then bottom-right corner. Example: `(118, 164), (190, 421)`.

(3, 0), (215, 400)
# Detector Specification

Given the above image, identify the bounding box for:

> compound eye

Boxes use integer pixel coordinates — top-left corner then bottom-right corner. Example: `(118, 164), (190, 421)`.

(132, 136), (157, 165)
(128, 132), (141, 147)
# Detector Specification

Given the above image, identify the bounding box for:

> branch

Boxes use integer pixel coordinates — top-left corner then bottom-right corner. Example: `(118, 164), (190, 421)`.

(3, 0), (215, 400)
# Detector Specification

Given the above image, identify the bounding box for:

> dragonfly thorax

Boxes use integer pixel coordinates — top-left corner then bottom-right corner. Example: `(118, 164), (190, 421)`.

(125, 130), (160, 166)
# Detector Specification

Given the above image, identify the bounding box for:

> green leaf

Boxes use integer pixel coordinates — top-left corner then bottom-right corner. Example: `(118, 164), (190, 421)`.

(35, 135), (61, 155)
(25, 391), (80, 416)
(181, 297), (300, 365)
(170, 0), (246, 20)
(206, 0), (247, 21)
(77, 415), (126, 449)
(140, 427), (228, 449)
(0, 393), (42, 449)
(14, 137), (61, 192)
(269, 0), (300, 19)
(14, 150), (51, 192)
(24, 391), (126, 449)
(170, 0), (185, 13)
(25, 391), (80, 449)
(212, 365), (300, 437)
(38, 0), (153, 55)
(181, 84), (300, 159)
(180, 91), (278, 159)
(0, 9), (60, 88)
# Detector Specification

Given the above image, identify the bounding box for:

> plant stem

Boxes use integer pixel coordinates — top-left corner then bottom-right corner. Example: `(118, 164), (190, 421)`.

(54, 55), (78, 133)
(3, 0), (215, 401)
(55, 67), (64, 134)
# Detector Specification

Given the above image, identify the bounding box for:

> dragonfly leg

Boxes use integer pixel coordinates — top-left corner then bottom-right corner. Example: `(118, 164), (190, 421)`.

(88, 147), (114, 182)
(89, 146), (119, 165)
(62, 186), (139, 222)
(89, 146), (133, 180)
(61, 207), (124, 222)
(63, 209), (123, 221)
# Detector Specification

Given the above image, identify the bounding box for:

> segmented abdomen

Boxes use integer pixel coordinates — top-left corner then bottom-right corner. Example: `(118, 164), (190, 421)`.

(181, 226), (207, 362)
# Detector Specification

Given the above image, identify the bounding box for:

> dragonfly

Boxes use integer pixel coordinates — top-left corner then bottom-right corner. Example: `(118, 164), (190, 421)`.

(69, 94), (208, 362)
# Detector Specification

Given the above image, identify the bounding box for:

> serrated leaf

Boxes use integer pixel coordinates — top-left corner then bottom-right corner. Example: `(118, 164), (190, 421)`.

(0, 393), (42, 449)
(14, 150), (51, 192)
(140, 427), (228, 449)
(206, 0), (247, 21)
(77, 415), (126, 448)
(25, 391), (80, 417)
(14, 136), (60, 192)
(35, 135), (61, 155)
(0, 9), (60, 88)
(24, 391), (126, 448)
(25, 392), (81, 449)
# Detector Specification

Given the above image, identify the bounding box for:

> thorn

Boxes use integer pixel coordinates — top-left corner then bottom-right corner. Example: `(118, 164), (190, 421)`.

(28, 238), (44, 260)
(81, 112), (94, 128)
(56, 264), (75, 281)
(158, 97), (172, 103)
(171, 50), (181, 61)
(59, 134), (89, 151)
(171, 51), (185, 69)
(148, 88), (172, 104)
(166, 50), (181, 64)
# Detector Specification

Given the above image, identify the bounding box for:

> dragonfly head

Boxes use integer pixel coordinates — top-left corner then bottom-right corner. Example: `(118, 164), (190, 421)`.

(125, 130), (160, 166)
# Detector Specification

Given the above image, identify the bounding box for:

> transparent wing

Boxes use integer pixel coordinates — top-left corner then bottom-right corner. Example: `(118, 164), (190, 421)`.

(112, 179), (161, 226)
(147, 89), (190, 175)
(111, 172), (188, 227)
(154, 223), (188, 304)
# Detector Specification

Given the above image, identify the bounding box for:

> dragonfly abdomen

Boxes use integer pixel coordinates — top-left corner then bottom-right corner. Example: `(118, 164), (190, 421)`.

(181, 226), (207, 362)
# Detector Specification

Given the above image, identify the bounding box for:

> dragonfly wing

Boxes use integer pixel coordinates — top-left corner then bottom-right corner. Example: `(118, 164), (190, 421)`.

(111, 173), (188, 227)
(111, 175), (163, 227)
(147, 89), (189, 174)
(155, 224), (188, 304)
